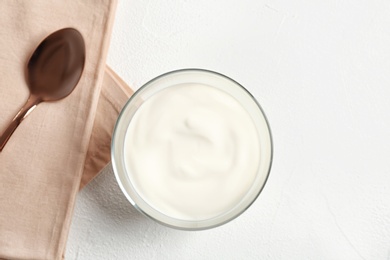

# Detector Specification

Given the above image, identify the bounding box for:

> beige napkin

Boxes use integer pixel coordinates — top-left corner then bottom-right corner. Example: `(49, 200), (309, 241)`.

(0, 1), (117, 259)
(82, 66), (133, 189)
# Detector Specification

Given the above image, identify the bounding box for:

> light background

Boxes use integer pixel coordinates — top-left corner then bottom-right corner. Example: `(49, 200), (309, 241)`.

(67, 0), (390, 259)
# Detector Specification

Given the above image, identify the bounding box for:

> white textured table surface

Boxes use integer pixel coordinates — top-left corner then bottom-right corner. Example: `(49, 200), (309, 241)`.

(67, 0), (390, 259)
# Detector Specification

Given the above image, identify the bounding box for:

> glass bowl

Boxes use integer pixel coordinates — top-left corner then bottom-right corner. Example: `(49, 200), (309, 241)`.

(111, 69), (273, 230)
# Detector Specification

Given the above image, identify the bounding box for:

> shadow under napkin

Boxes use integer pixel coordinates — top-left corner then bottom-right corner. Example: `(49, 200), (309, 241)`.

(67, 163), (193, 259)
(67, 163), (192, 259)
(74, 163), (148, 225)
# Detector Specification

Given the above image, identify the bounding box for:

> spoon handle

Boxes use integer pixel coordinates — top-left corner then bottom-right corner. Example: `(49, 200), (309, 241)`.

(0, 95), (40, 152)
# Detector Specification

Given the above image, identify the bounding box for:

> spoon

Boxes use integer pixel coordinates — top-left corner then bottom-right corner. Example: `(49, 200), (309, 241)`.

(0, 28), (85, 152)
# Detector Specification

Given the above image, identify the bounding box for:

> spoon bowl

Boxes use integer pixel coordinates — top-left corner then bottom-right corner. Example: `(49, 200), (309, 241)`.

(0, 28), (85, 152)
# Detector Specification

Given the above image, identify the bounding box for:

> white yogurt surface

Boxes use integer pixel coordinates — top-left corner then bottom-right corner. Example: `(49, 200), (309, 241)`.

(124, 83), (260, 221)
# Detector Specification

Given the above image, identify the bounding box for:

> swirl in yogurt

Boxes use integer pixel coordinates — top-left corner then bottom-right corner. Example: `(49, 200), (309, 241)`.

(124, 83), (260, 221)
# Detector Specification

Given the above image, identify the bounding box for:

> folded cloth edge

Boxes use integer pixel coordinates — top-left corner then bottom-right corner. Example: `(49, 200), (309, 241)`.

(80, 65), (133, 189)
(58, 1), (119, 258)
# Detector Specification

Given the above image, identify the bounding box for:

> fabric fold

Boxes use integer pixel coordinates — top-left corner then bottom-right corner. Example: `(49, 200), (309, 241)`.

(81, 66), (133, 189)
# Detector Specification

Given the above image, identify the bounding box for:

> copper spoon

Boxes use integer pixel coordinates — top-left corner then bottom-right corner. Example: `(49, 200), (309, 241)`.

(0, 28), (85, 152)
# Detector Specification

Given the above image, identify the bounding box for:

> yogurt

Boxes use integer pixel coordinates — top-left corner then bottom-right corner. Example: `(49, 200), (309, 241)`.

(124, 82), (260, 221)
